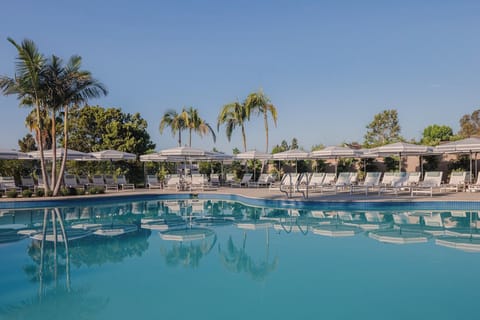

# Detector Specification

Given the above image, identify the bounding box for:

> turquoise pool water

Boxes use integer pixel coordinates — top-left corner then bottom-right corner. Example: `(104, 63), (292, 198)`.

(1, 197), (480, 320)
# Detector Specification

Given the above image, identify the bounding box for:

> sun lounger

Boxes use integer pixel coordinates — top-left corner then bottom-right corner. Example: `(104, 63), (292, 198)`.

(209, 175), (220, 187)
(350, 172), (382, 195)
(319, 172), (354, 193)
(104, 175), (119, 191)
(231, 173), (252, 188)
(117, 175), (135, 190)
(189, 174), (208, 191)
(0, 176), (21, 196)
(269, 175), (286, 192)
(146, 175), (162, 189)
(91, 175), (106, 187)
(411, 171), (443, 197)
(440, 171), (467, 193)
(63, 174), (83, 189)
(405, 172), (421, 186)
(164, 174), (181, 190)
(77, 175), (91, 189)
(279, 173), (302, 197)
(467, 174), (480, 192)
(20, 176), (36, 191)
(379, 172), (395, 187)
(224, 173), (236, 186)
(378, 172), (409, 195)
(248, 173), (273, 188)
(297, 172), (325, 193)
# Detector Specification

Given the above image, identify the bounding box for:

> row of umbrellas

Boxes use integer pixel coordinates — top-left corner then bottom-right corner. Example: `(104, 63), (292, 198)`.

(3, 137), (480, 164)
(0, 148), (137, 161)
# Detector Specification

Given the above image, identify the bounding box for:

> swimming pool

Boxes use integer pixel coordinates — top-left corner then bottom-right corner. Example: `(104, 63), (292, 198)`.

(1, 196), (479, 319)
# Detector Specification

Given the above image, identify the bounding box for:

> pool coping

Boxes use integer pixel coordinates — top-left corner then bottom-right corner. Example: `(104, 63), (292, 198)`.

(1, 189), (480, 211)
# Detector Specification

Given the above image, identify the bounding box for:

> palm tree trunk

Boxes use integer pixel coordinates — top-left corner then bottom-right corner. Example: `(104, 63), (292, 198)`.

(35, 104), (50, 196)
(189, 129), (192, 147)
(178, 130), (182, 147)
(241, 125), (247, 152)
(51, 111), (57, 191)
(264, 111), (269, 153)
(54, 105), (69, 195)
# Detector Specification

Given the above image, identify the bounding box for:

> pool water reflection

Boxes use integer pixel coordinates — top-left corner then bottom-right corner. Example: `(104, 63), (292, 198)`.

(1, 199), (480, 319)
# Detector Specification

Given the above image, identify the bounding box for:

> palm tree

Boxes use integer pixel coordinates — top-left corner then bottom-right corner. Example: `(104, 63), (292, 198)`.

(185, 107), (216, 147)
(217, 101), (249, 152)
(25, 108), (54, 150)
(42, 54), (107, 195)
(159, 109), (189, 146)
(0, 38), (50, 193)
(1, 38), (107, 196)
(245, 90), (278, 153)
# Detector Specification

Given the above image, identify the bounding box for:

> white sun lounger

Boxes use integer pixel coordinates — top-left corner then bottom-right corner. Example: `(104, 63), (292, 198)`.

(411, 171), (443, 197)
(146, 175), (162, 189)
(350, 172), (382, 195)
(231, 173), (252, 188)
(319, 172), (354, 193)
(440, 171), (467, 193)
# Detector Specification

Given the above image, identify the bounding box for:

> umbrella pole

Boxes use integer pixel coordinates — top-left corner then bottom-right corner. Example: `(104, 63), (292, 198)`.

(363, 158), (366, 177)
(475, 152), (478, 183)
(419, 156), (423, 177)
(398, 153), (401, 172)
(470, 151), (473, 184)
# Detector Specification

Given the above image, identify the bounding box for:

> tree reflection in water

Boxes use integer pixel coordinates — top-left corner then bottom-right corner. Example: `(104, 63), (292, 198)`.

(1, 207), (151, 319)
(160, 229), (217, 269)
(220, 229), (278, 282)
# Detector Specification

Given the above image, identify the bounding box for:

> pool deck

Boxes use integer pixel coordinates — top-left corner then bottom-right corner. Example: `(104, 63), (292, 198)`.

(2, 186), (480, 204)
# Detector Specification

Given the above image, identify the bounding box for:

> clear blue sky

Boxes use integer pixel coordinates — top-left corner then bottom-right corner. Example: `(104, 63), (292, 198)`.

(1, 0), (479, 153)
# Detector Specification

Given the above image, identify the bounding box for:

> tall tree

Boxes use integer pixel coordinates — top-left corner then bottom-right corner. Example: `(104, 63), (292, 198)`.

(0, 38), (50, 193)
(245, 90), (278, 153)
(363, 109), (402, 147)
(459, 109), (480, 137)
(420, 124), (453, 146)
(159, 109), (189, 146)
(18, 133), (37, 152)
(218, 102), (249, 152)
(1, 38), (106, 196)
(185, 107), (216, 147)
(42, 54), (107, 195)
(68, 105), (155, 154)
(68, 105), (155, 184)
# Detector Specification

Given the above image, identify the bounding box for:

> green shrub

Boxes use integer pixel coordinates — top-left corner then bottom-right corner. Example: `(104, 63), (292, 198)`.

(87, 187), (98, 195)
(87, 186), (105, 195)
(77, 188), (86, 195)
(46, 190), (53, 197)
(22, 190), (33, 198)
(60, 187), (78, 196)
(6, 190), (18, 198)
(35, 189), (45, 197)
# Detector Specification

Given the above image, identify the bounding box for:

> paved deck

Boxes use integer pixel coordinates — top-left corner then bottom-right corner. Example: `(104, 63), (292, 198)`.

(2, 186), (480, 204)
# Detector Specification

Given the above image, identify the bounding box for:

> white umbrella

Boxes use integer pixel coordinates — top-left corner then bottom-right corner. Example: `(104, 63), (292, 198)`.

(160, 146), (207, 157)
(89, 149), (136, 161)
(139, 153), (184, 162)
(234, 150), (272, 180)
(272, 149), (310, 174)
(271, 149), (310, 161)
(0, 148), (31, 160)
(435, 137), (480, 153)
(365, 142), (434, 172)
(158, 146), (210, 182)
(435, 137), (480, 182)
(234, 150), (271, 160)
(28, 148), (94, 160)
(310, 146), (361, 175)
